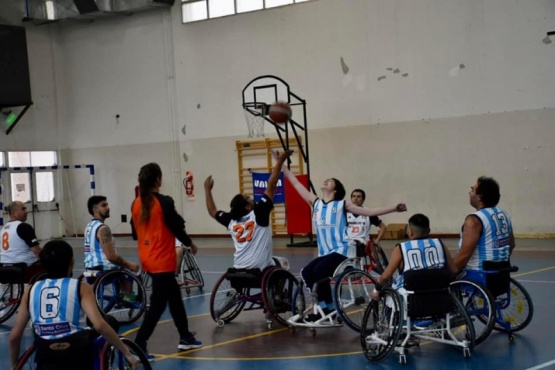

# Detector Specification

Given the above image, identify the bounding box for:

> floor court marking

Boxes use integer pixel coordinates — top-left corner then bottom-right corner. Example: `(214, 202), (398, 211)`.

(512, 265), (555, 278)
(525, 359), (555, 370)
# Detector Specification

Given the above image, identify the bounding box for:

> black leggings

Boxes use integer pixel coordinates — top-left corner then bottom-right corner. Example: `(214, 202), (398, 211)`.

(300, 252), (348, 305)
(135, 272), (190, 347)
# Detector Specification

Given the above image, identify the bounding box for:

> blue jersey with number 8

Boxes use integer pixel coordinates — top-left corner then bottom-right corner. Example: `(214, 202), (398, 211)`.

(30, 278), (86, 340)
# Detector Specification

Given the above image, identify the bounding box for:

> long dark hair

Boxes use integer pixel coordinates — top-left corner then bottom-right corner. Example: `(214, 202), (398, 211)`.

(229, 194), (249, 221)
(138, 163), (162, 223)
(40, 240), (74, 278)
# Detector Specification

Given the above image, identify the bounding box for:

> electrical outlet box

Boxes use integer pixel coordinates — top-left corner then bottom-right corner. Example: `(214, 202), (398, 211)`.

(121, 214), (127, 223)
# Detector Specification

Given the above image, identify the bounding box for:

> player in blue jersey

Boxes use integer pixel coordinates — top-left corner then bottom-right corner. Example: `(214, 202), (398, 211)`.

(84, 196), (139, 274)
(453, 176), (515, 276)
(9, 240), (138, 370)
(277, 151), (406, 320)
(371, 214), (458, 300)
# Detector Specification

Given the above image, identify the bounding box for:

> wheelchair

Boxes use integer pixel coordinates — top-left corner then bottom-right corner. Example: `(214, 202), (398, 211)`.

(0, 263), (47, 324)
(361, 268), (475, 364)
(209, 257), (298, 329)
(85, 268), (147, 325)
(140, 246), (204, 296)
(14, 332), (152, 370)
(450, 261), (534, 343)
(287, 253), (378, 335)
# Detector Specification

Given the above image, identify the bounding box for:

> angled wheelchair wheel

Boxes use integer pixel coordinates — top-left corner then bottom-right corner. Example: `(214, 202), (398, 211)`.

(448, 292), (476, 353)
(450, 279), (495, 345)
(14, 344), (36, 370)
(334, 269), (377, 332)
(372, 244), (389, 274)
(94, 270), (147, 325)
(493, 278), (533, 333)
(262, 268), (299, 327)
(0, 281), (24, 324)
(180, 250), (204, 290)
(210, 272), (247, 325)
(101, 337), (152, 370)
(360, 288), (403, 363)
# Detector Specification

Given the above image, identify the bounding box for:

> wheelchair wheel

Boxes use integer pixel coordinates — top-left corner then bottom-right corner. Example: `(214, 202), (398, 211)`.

(334, 269), (377, 332)
(448, 292), (476, 353)
(101, 337), (152, 370)
(492, 278), (533, 333)
(360, 288), (403, 363)
(262, 268), (299, 327)
(14, 344), (36, 370)
(209, 272), (247, 325)
(94, 270), (147, 325)
(450, 279), (495, 345)
(372, 244), (389, 274)
(0, 281), (24, 324)
(180, 250), (204, 290)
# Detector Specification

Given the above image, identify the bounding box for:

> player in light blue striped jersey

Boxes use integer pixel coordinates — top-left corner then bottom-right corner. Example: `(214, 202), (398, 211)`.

(454, 176), (515, 277)
(9, 240), (138, 370)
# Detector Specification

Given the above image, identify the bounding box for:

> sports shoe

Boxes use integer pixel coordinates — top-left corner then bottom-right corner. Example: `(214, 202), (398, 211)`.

(178, 334), (203, 350)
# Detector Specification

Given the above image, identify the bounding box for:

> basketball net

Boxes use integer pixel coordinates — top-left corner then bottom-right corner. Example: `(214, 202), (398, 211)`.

(243, 103), (266, 138)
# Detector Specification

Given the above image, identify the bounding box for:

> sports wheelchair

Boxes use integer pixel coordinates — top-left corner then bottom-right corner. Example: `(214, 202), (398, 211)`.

(84, 268), (147, 325)
(450, 260), (533, 344)
(287, 242), (384, 335)
(140, 245), (204, 296)
(361, 268), (475, 364)
(0, 263), (47, 324)
(210, 256), (298, 329)
(14, 331), (152, 370)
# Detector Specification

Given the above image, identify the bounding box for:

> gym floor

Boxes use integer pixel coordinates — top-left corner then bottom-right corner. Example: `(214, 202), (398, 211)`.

(1, 237), (554, 370)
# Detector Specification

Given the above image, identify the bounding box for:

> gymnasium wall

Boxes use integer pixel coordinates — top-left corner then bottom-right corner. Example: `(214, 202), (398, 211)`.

(1, 0), (554, 236)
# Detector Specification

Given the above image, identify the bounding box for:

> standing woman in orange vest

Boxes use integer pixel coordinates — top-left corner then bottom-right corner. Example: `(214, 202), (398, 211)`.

(131, 162), (202, 360)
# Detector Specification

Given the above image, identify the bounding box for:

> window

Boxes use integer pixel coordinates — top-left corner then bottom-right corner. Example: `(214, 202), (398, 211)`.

(0, 152), (4, 167)
(7, 151), (57, 204)
(182, 0), (312, 23)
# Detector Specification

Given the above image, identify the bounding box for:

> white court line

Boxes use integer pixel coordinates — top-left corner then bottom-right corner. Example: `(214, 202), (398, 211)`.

(519, 280), (555, 284)
(525, 359), (555, 370)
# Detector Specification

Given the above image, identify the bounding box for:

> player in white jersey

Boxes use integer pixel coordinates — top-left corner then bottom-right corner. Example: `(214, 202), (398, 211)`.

(454, 176), (515, 277)
(371, 214), (457, 301)
(84, 196), (139, 276)
(9, 240), (138, 370)
(0, 201), (46, 282)
(277, 152), (406, 319)
(204, 150), (292, 270)
(346, 188), (388, 257)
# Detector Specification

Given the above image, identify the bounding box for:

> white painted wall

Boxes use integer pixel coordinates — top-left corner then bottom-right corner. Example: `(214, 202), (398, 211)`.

(1, 0), (554, 236)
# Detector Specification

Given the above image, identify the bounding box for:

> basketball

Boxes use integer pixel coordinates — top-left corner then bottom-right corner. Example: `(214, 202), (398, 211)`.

(268, 101), (292, 123)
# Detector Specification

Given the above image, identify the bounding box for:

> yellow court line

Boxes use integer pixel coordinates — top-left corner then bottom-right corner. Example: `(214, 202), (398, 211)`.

(513, 265), (555, 278)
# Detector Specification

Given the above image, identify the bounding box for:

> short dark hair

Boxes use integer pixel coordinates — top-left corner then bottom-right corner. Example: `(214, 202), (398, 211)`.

(408, 213), (430, 237)
(87, 195), (107, 216)
(40, 240), (74, 278)
(332, 178), (346, 201)
(476, 176), (501, 207)
(229, 194), (250, 221)
(350, 189), (366, 201)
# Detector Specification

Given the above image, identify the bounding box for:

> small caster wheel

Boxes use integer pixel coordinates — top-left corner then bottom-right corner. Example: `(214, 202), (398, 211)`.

(509, 334), (515, 342)
(216, 320), (225, 328)
(399, 355), (406, 364)
(464, 348), (471, 358)
(267, 322), (274, 330)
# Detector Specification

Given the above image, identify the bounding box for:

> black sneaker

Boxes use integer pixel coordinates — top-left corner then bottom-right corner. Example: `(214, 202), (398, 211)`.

(178, 334), (203, 350)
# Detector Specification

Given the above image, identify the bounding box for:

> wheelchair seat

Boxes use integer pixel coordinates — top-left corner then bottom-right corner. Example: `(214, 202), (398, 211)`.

(226, 267), (263, 289)
(404, 268), (454, 319)
(0, 262), (26, 284)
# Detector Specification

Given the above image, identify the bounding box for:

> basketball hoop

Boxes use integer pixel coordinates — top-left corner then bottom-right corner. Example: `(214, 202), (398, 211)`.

(243, 102), (267, 138)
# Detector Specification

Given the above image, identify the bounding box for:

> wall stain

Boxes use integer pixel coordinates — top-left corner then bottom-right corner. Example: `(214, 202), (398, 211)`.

(340, 57), (350, 74)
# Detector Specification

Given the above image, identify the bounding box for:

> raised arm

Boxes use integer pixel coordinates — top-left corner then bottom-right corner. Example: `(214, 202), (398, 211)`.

(204, 176), (218, 218)
(346, 202), (407, 217)
(273, 151), (317, 206)
(264, 149), (293, 199)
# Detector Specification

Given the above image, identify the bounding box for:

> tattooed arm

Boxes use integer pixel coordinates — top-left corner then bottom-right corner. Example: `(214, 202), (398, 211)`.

(98, 225), (139, 272)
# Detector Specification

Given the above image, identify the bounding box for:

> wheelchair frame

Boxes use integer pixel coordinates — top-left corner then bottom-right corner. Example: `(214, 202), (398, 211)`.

(14, 335), (152, 370)
(0, 264), (47, 324)
(361, 284), (475, 365)
(209, 260), (299, 329)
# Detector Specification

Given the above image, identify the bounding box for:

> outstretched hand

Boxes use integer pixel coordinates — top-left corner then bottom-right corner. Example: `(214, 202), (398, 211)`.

(396, 203), (407, 212)
(204, 176), (214, 190)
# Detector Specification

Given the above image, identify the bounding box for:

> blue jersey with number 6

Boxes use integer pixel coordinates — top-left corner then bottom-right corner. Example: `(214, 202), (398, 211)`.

(465, 207), (512, 270)
(29, 278), (86, 340)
